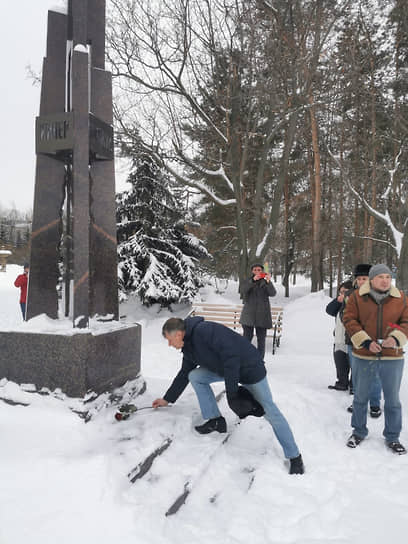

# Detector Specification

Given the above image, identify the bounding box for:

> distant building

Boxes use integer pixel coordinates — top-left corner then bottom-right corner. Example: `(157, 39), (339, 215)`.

(0, 220), (31, 248)
(0, 246), (12, 271)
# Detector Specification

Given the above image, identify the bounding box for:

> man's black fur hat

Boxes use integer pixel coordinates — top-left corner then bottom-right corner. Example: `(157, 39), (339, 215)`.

(353, 263), (371, 277)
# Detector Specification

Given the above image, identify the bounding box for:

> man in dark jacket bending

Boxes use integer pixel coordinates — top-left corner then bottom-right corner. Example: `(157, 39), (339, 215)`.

(152, 316), (304, 474)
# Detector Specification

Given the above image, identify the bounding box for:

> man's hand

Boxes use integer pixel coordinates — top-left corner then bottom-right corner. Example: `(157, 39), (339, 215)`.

(368, 341), (383, 353)
(253, 272), (271, 282)
(337, 293), (345, 303)
(381, 337), (397, 349)
(152, 398), (168, 409)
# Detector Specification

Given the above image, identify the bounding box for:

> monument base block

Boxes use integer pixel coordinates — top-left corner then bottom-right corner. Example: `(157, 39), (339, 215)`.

(0, 324), (141, 398)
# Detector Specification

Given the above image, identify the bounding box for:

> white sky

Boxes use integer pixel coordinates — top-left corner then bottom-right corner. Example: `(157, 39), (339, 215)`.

(0, 1), (58, 211)
(0, 0), (128, 213)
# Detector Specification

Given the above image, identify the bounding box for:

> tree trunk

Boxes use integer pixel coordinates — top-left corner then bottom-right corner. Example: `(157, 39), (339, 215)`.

(309, 95), (322, 292)
(227, 55), (248, 292)
(282, 174), (293, 298)
(255, 110), (299, 265)
(337, 127), (345, 285)
(366, 67), (377, 261)
(397, 228), (408, 293)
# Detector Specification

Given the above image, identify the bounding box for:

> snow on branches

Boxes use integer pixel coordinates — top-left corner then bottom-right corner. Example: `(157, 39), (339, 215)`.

(116, 152), (210, 307)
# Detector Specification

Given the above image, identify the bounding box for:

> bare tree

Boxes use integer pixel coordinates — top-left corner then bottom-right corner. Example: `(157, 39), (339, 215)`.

(107, 0), (404, 291)
(328, 145), (408, 290)
(107, 0), (347, 284)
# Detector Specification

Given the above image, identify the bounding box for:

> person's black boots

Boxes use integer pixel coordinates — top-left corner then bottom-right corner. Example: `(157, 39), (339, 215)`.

(195, 416), (227, 434)
(328, 383), (348, 391)
(370, 406), (382, 418)
(289, 454), (305, 474)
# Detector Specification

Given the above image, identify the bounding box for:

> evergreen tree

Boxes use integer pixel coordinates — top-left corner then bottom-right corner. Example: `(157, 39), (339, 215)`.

(116, 151), (210, 307)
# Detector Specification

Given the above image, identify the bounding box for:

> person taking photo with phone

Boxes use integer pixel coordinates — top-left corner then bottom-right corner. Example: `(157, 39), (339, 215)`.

(239, 263), (276, 359)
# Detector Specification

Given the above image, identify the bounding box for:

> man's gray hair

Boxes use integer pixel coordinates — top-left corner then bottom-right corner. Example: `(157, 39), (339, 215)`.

(162, 318), (186, 337)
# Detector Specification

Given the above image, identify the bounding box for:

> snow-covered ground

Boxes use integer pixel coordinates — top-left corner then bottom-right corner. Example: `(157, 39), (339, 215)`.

(1, 265), (408, 544)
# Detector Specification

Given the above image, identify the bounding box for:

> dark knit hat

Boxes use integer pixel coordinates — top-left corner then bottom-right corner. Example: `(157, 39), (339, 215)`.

(339, 280), (353, 291)
(369, 264), (392, 280)
(353, 263), (371, 277)
(251, 263), (264, 271)
(23, 262), (30, 269)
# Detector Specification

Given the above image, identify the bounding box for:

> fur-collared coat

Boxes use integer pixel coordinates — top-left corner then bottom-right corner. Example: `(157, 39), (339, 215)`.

(343, 281), (408, 360)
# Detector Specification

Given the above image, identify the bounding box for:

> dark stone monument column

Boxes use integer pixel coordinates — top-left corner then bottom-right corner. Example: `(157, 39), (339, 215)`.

(89, 68), (119, 319)
(27, 11), (67, 320)
(72, 47), (91, 328)
(27, 0), (119, 325)
(0, 1), (141, 398)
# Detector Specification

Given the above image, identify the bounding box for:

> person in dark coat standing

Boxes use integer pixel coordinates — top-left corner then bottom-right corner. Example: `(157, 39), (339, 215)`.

(14, 262), (29, 319)
(326, 279), (353, 391)
(152, 316), (304, 474)
(239, 263), (277, 359)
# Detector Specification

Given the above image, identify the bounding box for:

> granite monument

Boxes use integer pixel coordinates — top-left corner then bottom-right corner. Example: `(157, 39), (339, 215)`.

(0, 0), (141, 397)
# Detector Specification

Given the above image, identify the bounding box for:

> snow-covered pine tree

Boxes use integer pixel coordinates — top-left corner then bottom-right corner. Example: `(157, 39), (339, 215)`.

(116, 152), (210, 307)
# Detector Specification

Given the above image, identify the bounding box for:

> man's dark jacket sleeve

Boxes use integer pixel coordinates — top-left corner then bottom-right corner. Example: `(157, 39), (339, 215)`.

(326, 298), (341, 317)
(163, 357), (197, 403)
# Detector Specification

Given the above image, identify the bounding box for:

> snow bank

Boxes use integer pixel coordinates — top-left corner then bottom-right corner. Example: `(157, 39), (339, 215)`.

(1, 268), (408, 543)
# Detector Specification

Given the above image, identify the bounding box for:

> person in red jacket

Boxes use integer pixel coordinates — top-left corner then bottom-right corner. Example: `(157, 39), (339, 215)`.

(14, 262), (29, 319)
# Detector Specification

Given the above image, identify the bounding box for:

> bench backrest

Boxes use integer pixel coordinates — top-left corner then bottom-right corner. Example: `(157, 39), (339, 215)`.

(191, 303), (283, 337)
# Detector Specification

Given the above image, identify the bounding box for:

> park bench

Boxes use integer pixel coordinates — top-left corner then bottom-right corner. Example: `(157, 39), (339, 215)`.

(190, 303), (283, 354)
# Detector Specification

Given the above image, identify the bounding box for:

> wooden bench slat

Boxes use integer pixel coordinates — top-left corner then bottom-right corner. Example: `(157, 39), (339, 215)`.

(190, 302), (283, 354)
(193, 303), (283, 311)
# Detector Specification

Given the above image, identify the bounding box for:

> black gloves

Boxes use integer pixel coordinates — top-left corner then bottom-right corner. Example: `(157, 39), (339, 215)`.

(227, 386), (265, 419)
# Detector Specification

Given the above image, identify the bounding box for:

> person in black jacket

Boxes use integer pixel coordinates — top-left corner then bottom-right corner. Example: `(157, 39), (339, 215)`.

(326, 280), (353, 390)
(239, 263), (277, 359)
(152, 316), (304, 474)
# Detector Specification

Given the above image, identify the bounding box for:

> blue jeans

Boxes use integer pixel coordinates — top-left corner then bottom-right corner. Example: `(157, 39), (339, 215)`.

(351, 356), (404, 442)
(20, 302), (26, 320)
(188, 367), (300, 459)
(349, 346), (382, 407)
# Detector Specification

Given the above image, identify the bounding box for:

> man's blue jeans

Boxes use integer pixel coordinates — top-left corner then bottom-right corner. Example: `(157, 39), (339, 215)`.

(349, 346), (382, 407)
(351, 356), (404, 442)
(188, 367), (300, 459)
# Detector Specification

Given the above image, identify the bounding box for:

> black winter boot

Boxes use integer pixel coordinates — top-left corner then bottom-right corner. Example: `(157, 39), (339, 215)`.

(328, 383), (348, 391)
(370, 406), (382, 418)
(346, 434), (364, 448)
(387, 441), (407, 455)
(289, 454), (304, 474)
(195, 416), (227, 434)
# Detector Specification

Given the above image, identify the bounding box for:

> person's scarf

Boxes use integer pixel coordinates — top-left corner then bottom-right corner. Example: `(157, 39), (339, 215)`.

(369, 288), (390, 305)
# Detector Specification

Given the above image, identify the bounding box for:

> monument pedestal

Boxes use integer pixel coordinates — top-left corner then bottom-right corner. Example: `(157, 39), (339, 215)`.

(0, 324), (141, 397)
